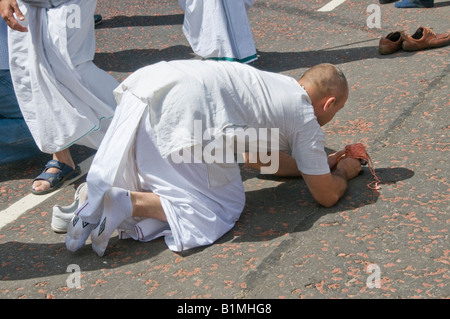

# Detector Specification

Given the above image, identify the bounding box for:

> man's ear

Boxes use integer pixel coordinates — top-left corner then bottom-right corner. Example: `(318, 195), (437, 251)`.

(323, 97), (336, 112)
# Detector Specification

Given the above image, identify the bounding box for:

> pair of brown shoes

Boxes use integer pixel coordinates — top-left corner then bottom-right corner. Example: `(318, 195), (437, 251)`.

(379, 27), (450, 54)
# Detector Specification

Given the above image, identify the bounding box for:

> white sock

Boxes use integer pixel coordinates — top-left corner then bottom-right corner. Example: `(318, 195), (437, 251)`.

(65, 201), (97, 252)
(91, 187), (133, 256)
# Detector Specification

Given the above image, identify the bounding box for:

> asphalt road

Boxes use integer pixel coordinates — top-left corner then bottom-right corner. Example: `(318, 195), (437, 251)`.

(0, 0), (449, 302)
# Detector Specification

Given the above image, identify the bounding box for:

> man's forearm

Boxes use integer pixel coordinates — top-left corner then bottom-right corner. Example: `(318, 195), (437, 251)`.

(243, 151), (302, 177)
(0, 0), (27, 31)
(302, 157), (361, 207)
(303, 170), (348, 208)
(328, 168), (349, 200)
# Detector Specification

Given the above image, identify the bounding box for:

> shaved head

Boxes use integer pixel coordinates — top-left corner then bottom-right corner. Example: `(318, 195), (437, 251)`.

(300, 63), (348, 103)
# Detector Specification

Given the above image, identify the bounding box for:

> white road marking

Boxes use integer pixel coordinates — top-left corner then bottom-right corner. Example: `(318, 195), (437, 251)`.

(0, 155), (94, 230)
(318, 0), (346, 12)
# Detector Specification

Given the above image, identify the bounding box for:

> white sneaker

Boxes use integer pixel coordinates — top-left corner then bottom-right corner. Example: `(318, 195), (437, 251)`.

(51, 182), (87, 233)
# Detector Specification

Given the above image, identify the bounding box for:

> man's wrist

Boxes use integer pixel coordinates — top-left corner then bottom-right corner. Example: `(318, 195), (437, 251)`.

(332, 167), (349, 182)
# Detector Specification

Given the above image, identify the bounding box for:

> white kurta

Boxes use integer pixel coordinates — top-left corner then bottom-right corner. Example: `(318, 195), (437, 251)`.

(179, 0), (257, 63)
(8, 0), (118, 153)
(112, 60), (330, 177)
(79, 60), (329, 252)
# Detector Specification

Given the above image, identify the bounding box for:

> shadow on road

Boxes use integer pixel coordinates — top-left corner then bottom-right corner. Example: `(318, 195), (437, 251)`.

(0, 166), (413, 281)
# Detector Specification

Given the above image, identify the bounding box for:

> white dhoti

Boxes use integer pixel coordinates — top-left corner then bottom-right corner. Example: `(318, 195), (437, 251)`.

(8, 0), (118, 153)
(76, 59), (328, 252)
(179, 0), (257, 63)
(81, 90), (245, 252)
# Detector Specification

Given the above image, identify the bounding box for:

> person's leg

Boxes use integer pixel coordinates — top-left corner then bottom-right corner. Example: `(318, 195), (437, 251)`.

(90, 188), (167, 256)
(7, 2), (108, 193)
(0, 69), (41, 164)
(179, 0), (257, 62)
(30, 1), (115, 193)
(395, 0), (434, 8)
(66, 91), (149, 252)
(65, 187), (167, 253)
(0, 119), (41, 164)
(130, 191), (167, 222)
(0, 69), (22, 119)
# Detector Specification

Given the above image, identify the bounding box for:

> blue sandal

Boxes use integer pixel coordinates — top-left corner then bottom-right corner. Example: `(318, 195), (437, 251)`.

(31, 160), (81, 195)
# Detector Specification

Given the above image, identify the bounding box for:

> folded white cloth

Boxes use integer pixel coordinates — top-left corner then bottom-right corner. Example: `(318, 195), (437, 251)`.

(8, 0), (118, 153)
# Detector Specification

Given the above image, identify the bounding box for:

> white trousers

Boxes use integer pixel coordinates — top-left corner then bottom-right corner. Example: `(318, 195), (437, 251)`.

(8, 0), (118, 153)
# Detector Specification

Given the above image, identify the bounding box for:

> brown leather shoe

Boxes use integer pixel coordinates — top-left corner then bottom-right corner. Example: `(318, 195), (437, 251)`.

(379, 31), (404, 55)
(402, 27), (450, 51)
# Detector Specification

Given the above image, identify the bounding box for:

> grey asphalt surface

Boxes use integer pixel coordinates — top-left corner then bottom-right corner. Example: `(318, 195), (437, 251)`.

(0, 0), (449, 302)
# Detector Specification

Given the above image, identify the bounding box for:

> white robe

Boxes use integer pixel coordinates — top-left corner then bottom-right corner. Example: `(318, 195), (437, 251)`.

(179, 0), (257, 63)
(79, 60), (329, 252)
(8, 0), (118, 153)
(117, 95), (246, 251)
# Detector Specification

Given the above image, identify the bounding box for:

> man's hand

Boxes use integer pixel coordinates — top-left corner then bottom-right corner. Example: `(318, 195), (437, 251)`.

(327, 150), (345, 170)
(302, 157), (361, 208)
(0, 0), (28, 32)
(334, 156), (361, 180)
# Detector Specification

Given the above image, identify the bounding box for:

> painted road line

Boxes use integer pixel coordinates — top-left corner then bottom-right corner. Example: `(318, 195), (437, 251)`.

(0, 155), (94, 230)
(318, 0), (346, 12)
